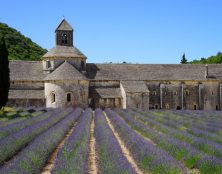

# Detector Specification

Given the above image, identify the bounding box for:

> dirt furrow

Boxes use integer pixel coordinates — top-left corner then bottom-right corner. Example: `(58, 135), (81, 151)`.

(41, 122), (78, 174)
(88, 111), (97, 174)
(103, 112), (144, 174)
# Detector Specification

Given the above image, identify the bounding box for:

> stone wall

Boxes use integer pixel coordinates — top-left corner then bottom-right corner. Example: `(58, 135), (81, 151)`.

(126, 92), (149, 110)
(96, 98), (122, 109)
(146, 80), (222, 110)
(10, 81), (44, 90)
(7, 99), (45, 107)
(201, 81), (221, 110)
(45, 80), (89, 108)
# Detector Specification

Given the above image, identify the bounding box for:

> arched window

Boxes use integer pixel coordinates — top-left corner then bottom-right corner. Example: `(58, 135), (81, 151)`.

(67, 93), (71, 102)
(61, 33), (68, 44)
(46, 61), (51, 69)
(165, 104), (170, 109)
(194, 105), (197, 110)
(216, 105), (219, 110)
(51, 92), (56, 103)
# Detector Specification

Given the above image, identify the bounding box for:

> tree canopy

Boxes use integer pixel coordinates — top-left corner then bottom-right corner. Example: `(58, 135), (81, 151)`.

(191, 52), (222, 64)
(0, 23), (47, 61)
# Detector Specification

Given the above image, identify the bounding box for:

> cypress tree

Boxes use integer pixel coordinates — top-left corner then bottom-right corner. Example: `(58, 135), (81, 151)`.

(180, 53), (188, 64)
(0, 36), (10, 109)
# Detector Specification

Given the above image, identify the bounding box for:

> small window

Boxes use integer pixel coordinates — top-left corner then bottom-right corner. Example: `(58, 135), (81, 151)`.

(165, 104), (170, 109)
(186, 90), (190, 96)
(174, 91), (178, 95)
(81, 61), (84, 70)
(211, 91), (214, 95)
(176, 106), (181, 110)
(46, 61), (51, 69)
(153, 91), (157, 96)
(155, 104), (159, 109)
(67, 93), (71, 102)
(194, 105), (197, 110)
(51, 92), (56, 103)
(165, 92), (167, 96)
(216, 105), (219, 110)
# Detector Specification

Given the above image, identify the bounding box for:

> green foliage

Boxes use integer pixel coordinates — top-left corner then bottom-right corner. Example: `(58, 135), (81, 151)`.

(191, 52), (222, 64)
(0, 36), (10, 109)
(0, 23), (47, 61)
(180, 53), (188, 64)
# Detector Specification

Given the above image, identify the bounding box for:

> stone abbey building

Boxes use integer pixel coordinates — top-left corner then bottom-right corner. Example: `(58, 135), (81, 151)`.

(8, 19), (222, 110)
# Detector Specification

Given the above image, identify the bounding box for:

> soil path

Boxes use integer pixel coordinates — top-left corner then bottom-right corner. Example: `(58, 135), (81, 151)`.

(103, 112), (144, 174)
(88, 111), (98, 174)
(41, 121), (78, 174)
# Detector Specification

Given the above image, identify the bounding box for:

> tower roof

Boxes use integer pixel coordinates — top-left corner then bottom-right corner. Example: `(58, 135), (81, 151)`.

(55, 19), (73, 31)
(44, 61), (87, 81)
(42, 45), (86, 59)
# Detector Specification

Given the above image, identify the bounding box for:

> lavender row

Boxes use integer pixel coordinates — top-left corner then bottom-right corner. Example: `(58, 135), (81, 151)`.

(141, 110), (222, 135)
(169, 110), (222, 131)
(133, 109), (222, 147)
(0, 108), (82, 174)
(118, 109), (222, 174)
(52, 108), (92, 174)
(129, 109), (222, 160)
(105, 108), (185, 174)
(95, 109), (136, 174)
(0, 110), (54, 140)
(0, 107), (73, 165)
(140, 109), (222, 133)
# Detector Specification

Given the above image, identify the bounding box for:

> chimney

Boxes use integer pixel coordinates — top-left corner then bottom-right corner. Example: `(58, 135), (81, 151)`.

(205, 64), (208, 78)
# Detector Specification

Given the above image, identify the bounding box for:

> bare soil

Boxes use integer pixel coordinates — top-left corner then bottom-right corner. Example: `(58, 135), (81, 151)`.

(88, 111), (98, 174)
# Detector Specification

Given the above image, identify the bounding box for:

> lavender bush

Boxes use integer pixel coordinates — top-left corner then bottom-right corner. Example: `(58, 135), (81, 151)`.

(0, 108), (82, 174)
(52, 108), (92, 174)
(105, 108), (185, 174)
(0, 107), (73, 165)
(95, 108), (136, 174)
(124, 109), (222, 173)
(0, 110), (54, 140)
(130, 109), (222, 159)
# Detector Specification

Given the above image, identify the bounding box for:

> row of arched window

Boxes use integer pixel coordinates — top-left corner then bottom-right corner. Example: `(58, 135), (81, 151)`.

(51, 92), (71, 103)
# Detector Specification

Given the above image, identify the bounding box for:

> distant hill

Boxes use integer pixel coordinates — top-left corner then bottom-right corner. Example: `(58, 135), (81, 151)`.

(190, 52), (222, 64)
(0, 22), (47, 60)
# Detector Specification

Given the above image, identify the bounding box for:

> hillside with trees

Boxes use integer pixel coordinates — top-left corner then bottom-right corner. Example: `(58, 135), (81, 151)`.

(190, 52), (222, 64)
(0, 22), (47, 60)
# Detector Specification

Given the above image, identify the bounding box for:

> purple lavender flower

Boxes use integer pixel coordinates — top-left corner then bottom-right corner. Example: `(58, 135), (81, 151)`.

(95, 108), (136, 174)
(0, 108), (82, 174)
(105, 108), (185, 174)
(52, 108), (92, 174)
(0, 107), (73, 165)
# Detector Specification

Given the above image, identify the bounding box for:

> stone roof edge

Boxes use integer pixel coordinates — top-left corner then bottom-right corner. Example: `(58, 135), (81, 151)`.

(87, 63), (222, 66)
(9, 60), (41, 63)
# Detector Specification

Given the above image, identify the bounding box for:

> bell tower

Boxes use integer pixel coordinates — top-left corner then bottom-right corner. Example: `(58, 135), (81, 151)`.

(55, 18), (73, 46)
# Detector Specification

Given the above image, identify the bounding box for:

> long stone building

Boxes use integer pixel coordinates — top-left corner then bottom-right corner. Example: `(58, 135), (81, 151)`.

(7, 19), (222, 110)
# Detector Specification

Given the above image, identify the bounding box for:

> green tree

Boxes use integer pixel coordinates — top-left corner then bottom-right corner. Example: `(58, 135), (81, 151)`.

(0, 37), (10, 109)
(180, 53), (188, 64)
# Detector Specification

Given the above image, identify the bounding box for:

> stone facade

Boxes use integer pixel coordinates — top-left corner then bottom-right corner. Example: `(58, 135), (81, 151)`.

(7, 19), (222, 110)
(45, 81), (88, 108)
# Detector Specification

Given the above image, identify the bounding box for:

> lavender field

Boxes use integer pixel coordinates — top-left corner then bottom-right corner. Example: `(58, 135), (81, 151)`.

(0, 107), (222, 174)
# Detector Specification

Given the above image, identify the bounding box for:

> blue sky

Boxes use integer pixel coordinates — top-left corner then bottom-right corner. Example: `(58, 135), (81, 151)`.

(1, 0), (222, 63)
